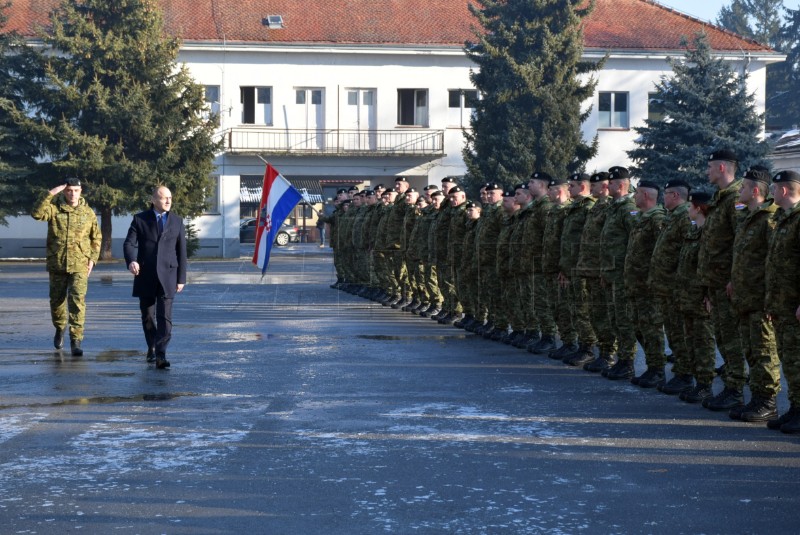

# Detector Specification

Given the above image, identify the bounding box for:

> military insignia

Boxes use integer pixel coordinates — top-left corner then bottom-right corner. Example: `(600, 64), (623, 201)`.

(630, 210), (639, 216)
(735, 203), (746, 210)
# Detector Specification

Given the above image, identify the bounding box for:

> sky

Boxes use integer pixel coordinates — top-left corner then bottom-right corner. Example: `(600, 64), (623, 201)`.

(656, 0), (800, 23)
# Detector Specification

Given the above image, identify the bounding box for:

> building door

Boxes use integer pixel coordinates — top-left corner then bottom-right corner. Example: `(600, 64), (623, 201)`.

(295, 88), (325, 150)
(344, 89), (377, 151)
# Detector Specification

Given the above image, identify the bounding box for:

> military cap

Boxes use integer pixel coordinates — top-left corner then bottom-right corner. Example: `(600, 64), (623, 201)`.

(442, 176), (456, 184)
(395, 176), (408, 183)
(341, 199), (352, 205)
(688, 190), (713, 205)
(336, 188), (349, 195)
(772, 170), (800, 184)
(503, 188), (516, 197)
(637, 180), (661, 191)
(709, 149), (738, 163)
(415, 198), (427, 204)
(357, 189), (367, 196)
(364, 190), (377, 197)
(423, 184), (439, 191)
(664, 179), (691, 190)
(485, 182), (503, 191)
(515, 183), (530, 191)
(65, 177), (82, 187)
(431, 190), (444, 198)
(548, 177), (567, 187)
(465, 200), (481, 209)
(381, 189), (396, 197)
(530, 171), (552, 182)
(448, 186), (465, 194)
(406, 187), (418, 193)
(374, 183), (386, 190)
(569, 173), (590, 182)
(608, 166), (630, 179)
(743, 167), (771, 185)
(590, 172), (610, 183)
(348, 185), (360, 192)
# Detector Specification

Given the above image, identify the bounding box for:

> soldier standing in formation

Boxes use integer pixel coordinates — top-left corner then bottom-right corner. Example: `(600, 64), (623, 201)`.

(329, 156), (799, 434)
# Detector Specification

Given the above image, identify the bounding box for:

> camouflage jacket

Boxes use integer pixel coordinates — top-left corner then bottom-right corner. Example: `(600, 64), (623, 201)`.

(447, 202), (468, 267)
(765, 201), (800, 316)
(496, 211), (518, 278)
(731, 200), (778, 313)
(373, 203), (394, 251)
(461, 218), (481, 278)
(408, 204), (436, 261)
(508, 202), (532, 275)
(648, 202), (691, 296)
(698, 179), (745, 288)
(432, 201), (454, 265)
(676, 224), (706, 315)
(518, 195), (551, 273)
(600, 194), (636, 280)
(559, 195), (595, 276)
(542, 202), (570, 274)
(575, 196), (612, 277)
(362, 203), (383, 250)
(325, 205), (344, 249)
(384, 193), (408, 249)
(476, 202), (503, 268)
(32, 192), (101, 273)
(352, 205), (371, 250)
(623, 205), (666, 291)
(401, 203), (419, 253)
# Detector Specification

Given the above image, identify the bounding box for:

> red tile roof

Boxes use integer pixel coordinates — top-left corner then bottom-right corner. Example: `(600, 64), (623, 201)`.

(4, 0), (774, 52)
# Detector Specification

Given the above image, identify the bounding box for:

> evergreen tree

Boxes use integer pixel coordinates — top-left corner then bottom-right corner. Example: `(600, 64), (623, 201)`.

(776, 6), (800, 128)
(6, 0), (220, 258)
(717, 0), (755, 40)
(462, 0), (600, 192)
(0, 2), (38, 225)
(628, 34), (771, 191)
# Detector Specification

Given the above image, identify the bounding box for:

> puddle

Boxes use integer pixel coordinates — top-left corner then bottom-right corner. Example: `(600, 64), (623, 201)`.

(217, 332), (263, 343)
(96, 350), (141, 362)
(356, 335), (469, 341)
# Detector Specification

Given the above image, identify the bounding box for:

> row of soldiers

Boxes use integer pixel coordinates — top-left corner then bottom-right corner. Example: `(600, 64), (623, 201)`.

(322, 151), (800, 434)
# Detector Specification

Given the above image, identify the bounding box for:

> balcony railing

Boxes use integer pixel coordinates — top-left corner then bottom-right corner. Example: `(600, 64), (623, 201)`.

(218, 128), (445, 156)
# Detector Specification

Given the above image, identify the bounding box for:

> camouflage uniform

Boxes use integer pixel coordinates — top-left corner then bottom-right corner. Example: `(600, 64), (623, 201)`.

(521, 195), (554, 337)
(362, 202), (383, 291)
(408, 204), (434, 305)
(420, 204), (443, 307)
(496, 210), (519, 331)
(351, 204), (371, 285)
(576, 196), (616, 355)
(678, 224), (716, 386)
(600, 194), (637, 362)
(385, 193), (410, 297)
(431, 200), (455, 311)
(476, 201), (504, 325)
(31, 191), (101, 342)
(509, 202), (535, 334)
(648, 202), (692, 376)
(460, 217), (482, 319)
(447, 202), (468, 315)
(542, 202), (575, 345)
(624, 205), (667, 368)
(373, 202), (395, 294)
(766, 201), (800, 409)
(732, 201), (781, 398)
(322, 204), (345, 282)
(401, 203), (421, 301)
(698, 180), (746, 391)
(560, 195), (597, 348)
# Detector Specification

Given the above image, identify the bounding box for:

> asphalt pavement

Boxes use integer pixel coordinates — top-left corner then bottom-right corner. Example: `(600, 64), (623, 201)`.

(1, 244), (799, 534)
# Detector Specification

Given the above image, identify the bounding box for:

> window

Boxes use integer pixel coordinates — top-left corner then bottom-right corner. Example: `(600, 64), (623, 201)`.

(203, 176), (220, 215)
(648, 92), (666, 122)
(240, 86), (273, 125)
(598, 91), (629, 129)
(397, 89), (429, 127)
(448, 89), (479, 127)
(296, 90), (306, 105)
(204, 85), (220, 117)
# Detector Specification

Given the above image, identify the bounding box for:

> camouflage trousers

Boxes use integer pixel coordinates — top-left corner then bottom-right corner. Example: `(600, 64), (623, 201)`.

(709, 286), (746, 390)
(439, 262), (462, 314)
(658, 293), (690, 375)
(514, 274), (535, 333)
(384, 249), (407, 296)
(602, 274), (637, 362)
(628, 292), (666, 368)
(533, 272), (555, 337)
(459, 264), (484, 320)
(332, 247), (345, 282)
(478, 264), (500, 323)
(495, 272), (514, 329)
(426, 263), (443, 307)
(546, 274), (575, 345)
(682, 309), (717, 385)
(373, 251), (389, 291)
(49, 270), (89, 341)
(737, 310), (781, 397)
(584, 276), (616, 355)
(773, 316), (800, 406)
(568, 276), (597, 347)
(356, 247), (370, 285)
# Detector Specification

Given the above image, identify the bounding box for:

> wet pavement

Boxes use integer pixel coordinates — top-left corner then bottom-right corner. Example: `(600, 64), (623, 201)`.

(1, 244), (800, 534)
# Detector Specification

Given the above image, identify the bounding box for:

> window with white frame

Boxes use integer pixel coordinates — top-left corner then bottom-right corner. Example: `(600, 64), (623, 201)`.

(448, 89), (479, 127)
(598, 91), (629, 129)
(648, 92), (666, 122)
(240, 86), (273, 125)
(204, 85), (220, 117)
(397, 89), (429, 127)
(203, 176), (220, 215)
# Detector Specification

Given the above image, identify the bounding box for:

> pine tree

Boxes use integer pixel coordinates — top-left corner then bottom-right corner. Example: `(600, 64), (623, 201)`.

(628, 34), (771, 191)
(462, 0), (600, 193)
(7, 0), (220, 258)
(717, 0), (754, 40)
(776, 6), (800, 128)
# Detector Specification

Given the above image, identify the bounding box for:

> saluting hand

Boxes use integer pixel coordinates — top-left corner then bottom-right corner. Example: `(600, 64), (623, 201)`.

(49, 184), (67, 196)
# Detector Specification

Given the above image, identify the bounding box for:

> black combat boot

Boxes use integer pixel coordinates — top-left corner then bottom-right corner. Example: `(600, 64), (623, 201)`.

(767, 406), (798, 430)
(515, 331), (539, 349)
(680, 383), (712, 404)
(563, 344), (594, 367)
(549, 341), (578, 360)
(528, 334), (556, 354)
(70, 338), (83, 357)
(584, 353), (616, 373)
(703, 387), (744, 411)
(605, 359), (634, 380)
(658, 373), (694, 395)
(737, 396), (778, 422)
(633, 366), (665, 388)
(54, 328), (65, 350)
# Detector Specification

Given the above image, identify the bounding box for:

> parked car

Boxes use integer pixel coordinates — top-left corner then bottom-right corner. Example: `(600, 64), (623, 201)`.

(239, 218), (299, 245)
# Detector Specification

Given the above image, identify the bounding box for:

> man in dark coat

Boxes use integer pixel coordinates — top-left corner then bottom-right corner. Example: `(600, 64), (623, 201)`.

(123, 186), (188, 369)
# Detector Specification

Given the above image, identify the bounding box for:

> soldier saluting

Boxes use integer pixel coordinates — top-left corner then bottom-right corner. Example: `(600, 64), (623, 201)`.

(32, 178), (101, 356)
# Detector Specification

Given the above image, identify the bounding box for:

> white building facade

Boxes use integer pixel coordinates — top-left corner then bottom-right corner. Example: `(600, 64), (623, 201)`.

(1, 0), (783, 258)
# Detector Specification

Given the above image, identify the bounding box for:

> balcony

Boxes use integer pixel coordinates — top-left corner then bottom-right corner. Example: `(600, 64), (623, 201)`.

(218, 128), (445, 157)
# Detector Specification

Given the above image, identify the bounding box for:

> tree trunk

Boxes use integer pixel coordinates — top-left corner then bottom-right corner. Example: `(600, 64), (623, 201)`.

(100, 206), (114, 261)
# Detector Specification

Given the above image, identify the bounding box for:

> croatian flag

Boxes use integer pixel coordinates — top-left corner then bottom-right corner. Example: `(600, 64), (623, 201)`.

(253, 164), (303, 274)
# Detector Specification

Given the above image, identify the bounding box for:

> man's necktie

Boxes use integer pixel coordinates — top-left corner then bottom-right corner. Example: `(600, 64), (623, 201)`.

(158, 214), (164, 235)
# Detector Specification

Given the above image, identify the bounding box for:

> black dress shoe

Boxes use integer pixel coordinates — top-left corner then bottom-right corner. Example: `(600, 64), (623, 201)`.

(146, 348), (156, 362)
(54, 328), (65, 349)
(155, 356), (171, 369)
(70, 339), (83, 357)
